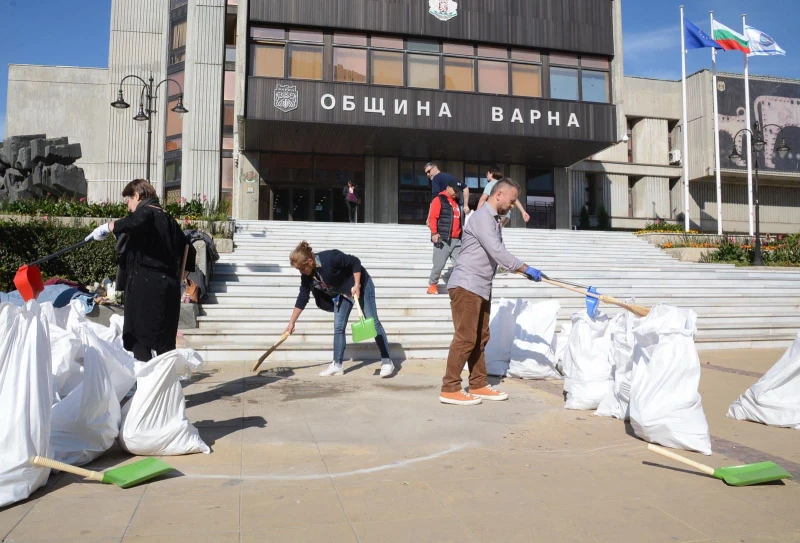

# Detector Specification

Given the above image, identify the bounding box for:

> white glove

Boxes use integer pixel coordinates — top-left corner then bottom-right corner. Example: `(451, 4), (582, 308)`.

(85, 222), (111, 241)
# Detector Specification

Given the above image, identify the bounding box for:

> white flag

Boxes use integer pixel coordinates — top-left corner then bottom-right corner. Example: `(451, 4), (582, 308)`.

(745, 26), (786, 56)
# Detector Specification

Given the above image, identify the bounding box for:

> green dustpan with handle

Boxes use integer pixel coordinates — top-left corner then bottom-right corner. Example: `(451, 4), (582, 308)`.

(32, 456), (175, 489)
(647, 444), (792, 486)
(351, 294), (377, 343)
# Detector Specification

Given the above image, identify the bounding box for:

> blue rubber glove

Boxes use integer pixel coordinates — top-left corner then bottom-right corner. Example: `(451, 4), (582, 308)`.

(524, 266), (543, 282)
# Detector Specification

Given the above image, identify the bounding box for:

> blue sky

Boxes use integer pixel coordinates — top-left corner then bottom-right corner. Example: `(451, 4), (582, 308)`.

(0, 1), (798, 139)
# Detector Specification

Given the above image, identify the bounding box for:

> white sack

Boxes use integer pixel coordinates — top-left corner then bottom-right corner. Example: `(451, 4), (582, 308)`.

(727, 333), (800, 429)
(554, 322), (572, 375)
(563, 311), (613, 410)
(66, 298), (125, 348)
(40, 303), (83, 401)
(50, 328), (121, 466)
(119, 349), (210, 456)
(629, 304), (711, 455)
(0, 302), (53, 507)
(484, 298), (518, 377)
(507, 300), (562, 380)
(80, 325), (136, 402)
(596, 311), (637, 420)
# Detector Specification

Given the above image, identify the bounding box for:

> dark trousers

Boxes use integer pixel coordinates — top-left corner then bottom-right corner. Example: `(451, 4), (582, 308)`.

(131, 340), (172, 362)
(346, 201), (358, 223)
(441, 287), (490, 393)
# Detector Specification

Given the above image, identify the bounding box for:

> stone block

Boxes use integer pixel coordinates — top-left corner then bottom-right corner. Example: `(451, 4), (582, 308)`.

(6, 169), (42, 202)
(0, 144), (7, 168)
(16, 147), (32, 171)
(215, 238), (234, 253)
(44, 143), (82, 166)
(3, 134), (45, 166)
(53, 164), (88, 198)
(179, 303), (200, 330)
(30, 137), (68, 163)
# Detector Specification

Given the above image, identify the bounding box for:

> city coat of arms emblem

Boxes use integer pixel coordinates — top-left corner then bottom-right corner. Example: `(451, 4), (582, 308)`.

(274, 84), (298, 113)
(429, 0), (457, 21)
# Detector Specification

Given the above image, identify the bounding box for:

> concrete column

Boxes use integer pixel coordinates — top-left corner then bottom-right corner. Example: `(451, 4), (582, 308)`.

(376, 157), (399, 224)
(232, 0), (248, 219)
(632, 118), (669, 165)
(555, 168), (571, 229)
(631, 177), (670, 219)
(364, 156), (377, 223)
(236, 151), (260, 220)
(607, 173), (629, 221)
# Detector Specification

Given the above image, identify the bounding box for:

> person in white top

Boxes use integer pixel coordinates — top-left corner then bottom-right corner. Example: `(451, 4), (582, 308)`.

(477, 167), (530, 227)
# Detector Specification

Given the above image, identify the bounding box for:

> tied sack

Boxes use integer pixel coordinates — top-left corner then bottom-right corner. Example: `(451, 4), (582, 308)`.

(119, 349), (210, 456)
(0, 302), (53, 508)
(629, 304), (711, 455)
(50, 327), (122, 466)
(40, 302), (83, 401)
(507, 300), (561, 380)
(563, 310), (613, 410)
(595, 311), (638, 420)
(483, 298), (518, 377)
(727, 333), (800, 430)
(554, 322), (572, 376)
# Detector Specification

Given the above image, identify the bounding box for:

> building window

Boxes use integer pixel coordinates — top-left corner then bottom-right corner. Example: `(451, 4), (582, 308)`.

(443, 42), (473, 56)
(526, 169), (556, 229)
(371, 50), (403, 86)
(464, 163), (497, 210)
(582, 70), (609, 103)
(251, 27), (284, 40)
(170, 0), (187, 10)
(166, 100), (184, 151)
(288, 43), (323, 80)
(250, 44), (284, 77)
(398, 160), (434, 224)
(223, 71), (235, 101)
(165, 158), (182, 187)
(511, 63), (541, 97)
(550, 66), (579, 101)
(334, 47), (367, 83)
(221, 157), (234, 194)
(444, 56), (474, 92)
(370, 35), (403, 49)
(478, 60), (508, 95)
(169, 18), (187, 65)
(223, 103), (234, 135)
(408, 54), (439, 89)
(334, 33), (367, 47)
(627, 119), (635, 163)
(288, 29), (323, 43)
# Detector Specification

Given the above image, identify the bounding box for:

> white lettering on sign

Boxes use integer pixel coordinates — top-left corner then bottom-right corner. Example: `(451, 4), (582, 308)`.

(568, 113), (580, 128)
(417, 101), (431, 116)
(320, 94), (336, 110)
(394, 99), (408, 115)
(548, 111), (560, 126)
(438, 103), (452, 118)
(492, 107), (504, 122)
(511, 109), (524, 124)
(364, 97), (386, 116)
(530, 110), (542, 124)
(343, 95), (356, 111)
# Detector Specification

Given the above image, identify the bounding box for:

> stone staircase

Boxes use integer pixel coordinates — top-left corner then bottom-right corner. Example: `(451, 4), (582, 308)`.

(184, 221), (800, 363)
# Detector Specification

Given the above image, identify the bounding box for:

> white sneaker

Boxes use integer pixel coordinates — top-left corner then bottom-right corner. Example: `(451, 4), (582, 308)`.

(379, 359), (395, 378)
(319, 362), (344, 376)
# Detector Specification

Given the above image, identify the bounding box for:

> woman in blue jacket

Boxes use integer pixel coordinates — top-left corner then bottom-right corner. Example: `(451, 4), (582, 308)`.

(284, 241), (394, 377)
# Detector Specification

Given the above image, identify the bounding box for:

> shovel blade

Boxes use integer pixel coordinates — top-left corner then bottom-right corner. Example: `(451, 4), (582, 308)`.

(714, 462), (792, 487)
(586, 286), (600, 318)
(351, 317), (377, 343)
(13, 264), (44, 302)
(102, 458), (176, 488)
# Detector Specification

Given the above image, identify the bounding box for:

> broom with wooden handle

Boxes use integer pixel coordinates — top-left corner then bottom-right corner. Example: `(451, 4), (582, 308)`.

(514, 271), (650, 318)
(252, 332), (291, 372)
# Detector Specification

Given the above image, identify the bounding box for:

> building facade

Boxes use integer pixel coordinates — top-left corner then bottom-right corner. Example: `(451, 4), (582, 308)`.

(6, 0), (798, 233)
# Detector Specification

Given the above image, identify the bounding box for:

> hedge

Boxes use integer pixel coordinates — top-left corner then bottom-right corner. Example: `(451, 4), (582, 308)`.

(0, 220), (116, 293)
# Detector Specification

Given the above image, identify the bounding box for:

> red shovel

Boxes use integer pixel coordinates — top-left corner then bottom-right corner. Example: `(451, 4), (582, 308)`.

(13, 239), (93, 301)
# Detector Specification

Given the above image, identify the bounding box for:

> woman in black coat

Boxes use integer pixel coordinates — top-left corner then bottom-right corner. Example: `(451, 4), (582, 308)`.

(86, 179), (194, 361)
(343, 180), (361, 223)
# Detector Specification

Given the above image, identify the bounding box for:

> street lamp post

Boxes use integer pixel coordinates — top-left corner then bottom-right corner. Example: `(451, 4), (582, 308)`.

(110, 75), (188, 182)
(729, 121), (791, 266)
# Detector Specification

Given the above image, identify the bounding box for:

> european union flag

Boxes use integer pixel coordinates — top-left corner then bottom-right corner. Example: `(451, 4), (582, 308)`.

(685, 18), (723, 50)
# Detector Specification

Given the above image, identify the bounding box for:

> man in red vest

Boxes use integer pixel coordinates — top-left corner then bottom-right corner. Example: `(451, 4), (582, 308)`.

(426, 178), (463, 294)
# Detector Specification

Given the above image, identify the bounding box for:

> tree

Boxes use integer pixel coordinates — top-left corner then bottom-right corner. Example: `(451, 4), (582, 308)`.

(579, 206), (590, 230)
(596, 205), (611, 230)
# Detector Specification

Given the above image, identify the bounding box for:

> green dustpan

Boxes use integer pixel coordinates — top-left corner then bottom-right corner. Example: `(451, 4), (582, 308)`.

(648, 444), (793, 487)
(351, 294), (377, 343)
(32, 456), (175, 488)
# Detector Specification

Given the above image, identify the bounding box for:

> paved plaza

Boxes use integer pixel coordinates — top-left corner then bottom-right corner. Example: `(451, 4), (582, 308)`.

(2, 349), (799, 542)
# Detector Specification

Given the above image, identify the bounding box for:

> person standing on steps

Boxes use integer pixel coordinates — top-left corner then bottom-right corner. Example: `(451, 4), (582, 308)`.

(284, 241), (394, 378)
(343, 180), (361, 223)
(426, 178), (463, 295)
(440, 178), (545, 406)
(477, 167), (530, 227)
(85, 178), (195, 362)
(426, 162), (469, 219)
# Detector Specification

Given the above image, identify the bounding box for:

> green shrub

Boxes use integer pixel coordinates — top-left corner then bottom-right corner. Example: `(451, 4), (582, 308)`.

(641, 221), (685, 233)
(701, 234), (800, 267)
(0, 219), (116, 292)
(596, 205), (611, 231)
(579, 207), (590, 230)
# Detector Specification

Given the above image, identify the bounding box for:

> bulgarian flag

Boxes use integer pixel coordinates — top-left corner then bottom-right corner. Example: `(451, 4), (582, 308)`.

(712, 20), (751, 54)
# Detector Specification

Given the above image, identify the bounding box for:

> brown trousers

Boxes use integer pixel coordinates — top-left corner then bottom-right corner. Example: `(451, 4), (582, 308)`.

(441, 287), (491, 393)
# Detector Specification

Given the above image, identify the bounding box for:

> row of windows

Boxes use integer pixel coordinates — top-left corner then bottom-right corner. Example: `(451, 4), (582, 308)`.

(250, 28), (611, 102)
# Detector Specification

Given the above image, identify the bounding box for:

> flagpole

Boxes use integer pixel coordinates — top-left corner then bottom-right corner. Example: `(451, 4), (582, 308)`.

(743, 13), (754, 236)
(711, 11), (723, 235)
(680, 5), (691, 232)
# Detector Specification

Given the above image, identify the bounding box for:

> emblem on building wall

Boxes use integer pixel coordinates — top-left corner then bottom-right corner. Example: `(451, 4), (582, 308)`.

(274, 84), (298, 112)
(429, 0), (457, 21)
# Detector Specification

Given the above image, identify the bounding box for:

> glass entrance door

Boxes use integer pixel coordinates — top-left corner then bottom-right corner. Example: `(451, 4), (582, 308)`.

(525, 169), (556, 229)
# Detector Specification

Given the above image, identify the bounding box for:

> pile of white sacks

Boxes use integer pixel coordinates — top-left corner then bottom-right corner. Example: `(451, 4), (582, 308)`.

(0, 299), (209, 508)
(484, 298), (713, 456)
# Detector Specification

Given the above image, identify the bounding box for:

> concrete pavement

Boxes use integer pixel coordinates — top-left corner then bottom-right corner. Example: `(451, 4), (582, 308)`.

(2, 348), (799, 542)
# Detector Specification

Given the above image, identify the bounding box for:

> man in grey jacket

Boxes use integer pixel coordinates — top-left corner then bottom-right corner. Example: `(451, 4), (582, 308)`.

(440, 178), (544, 406)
